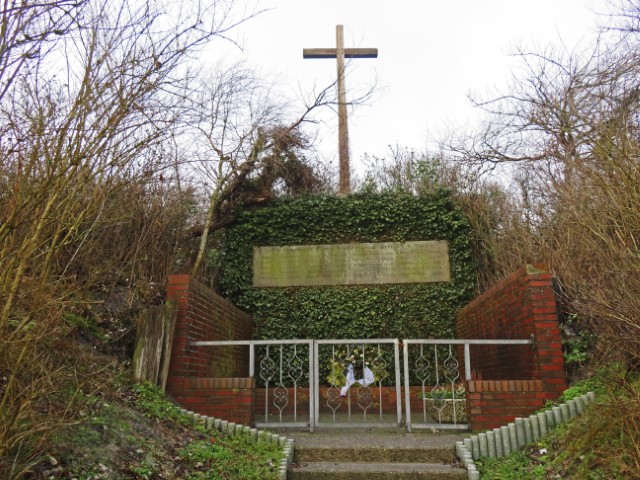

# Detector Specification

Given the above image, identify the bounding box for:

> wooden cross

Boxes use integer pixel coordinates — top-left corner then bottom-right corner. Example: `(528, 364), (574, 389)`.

(303, 25), (378, 194)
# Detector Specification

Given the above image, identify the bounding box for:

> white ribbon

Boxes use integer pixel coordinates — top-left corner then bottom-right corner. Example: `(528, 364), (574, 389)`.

(340, 363), (375, 396)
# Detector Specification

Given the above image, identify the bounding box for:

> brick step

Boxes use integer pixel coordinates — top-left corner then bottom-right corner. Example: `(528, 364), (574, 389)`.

(288, 461), (467, 479)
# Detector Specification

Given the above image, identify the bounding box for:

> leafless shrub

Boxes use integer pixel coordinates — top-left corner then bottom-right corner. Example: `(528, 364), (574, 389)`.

(182, 62), (342, 275)
(358, 145), (527, 290)
(0, 0), (259, 476)
(439, 5), (640, 467)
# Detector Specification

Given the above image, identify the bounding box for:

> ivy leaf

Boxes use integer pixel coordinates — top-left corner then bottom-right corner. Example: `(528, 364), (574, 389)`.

(217, 193), (477, 341)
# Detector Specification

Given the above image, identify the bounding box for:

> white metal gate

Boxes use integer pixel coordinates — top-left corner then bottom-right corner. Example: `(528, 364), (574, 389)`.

(402, 339), (534, 432)
(190, 337), (533, 432)
(313, 339), (402, 429)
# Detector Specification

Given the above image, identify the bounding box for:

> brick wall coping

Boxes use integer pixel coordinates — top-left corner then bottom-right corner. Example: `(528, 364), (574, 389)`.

(167, 274), (251, 319)
(467, 380), (542, 393)
(457, 263), (550, 318)
(183, 377), (254, 389)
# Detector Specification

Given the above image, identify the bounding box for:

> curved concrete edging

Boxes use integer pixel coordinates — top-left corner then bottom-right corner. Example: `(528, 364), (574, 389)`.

(178, 408), (294, 480)
(455, 392), (596, 480)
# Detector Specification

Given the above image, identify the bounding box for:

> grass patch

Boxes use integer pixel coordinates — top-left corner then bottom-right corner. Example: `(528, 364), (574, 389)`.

(38, 382), (283, 480)
(179, 435), (282, 480)
(130, 381), (187, 423)
(557, 368), (611, 403)
(477, 449), (548, 479)
(477, 370), (640, 479)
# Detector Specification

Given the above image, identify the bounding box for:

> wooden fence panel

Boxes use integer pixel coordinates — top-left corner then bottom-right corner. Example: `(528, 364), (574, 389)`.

(133, 301), (177, 390)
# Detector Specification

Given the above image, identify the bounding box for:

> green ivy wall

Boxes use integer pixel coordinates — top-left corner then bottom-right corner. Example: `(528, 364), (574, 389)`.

(217, 191), (477, 340)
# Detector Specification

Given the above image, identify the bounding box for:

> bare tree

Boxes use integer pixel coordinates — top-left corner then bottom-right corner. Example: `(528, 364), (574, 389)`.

(0, 0), (258, 330)
(0, 0), (89, 101)
(181, 63), (338, 276)
(0, 0), (261, 474)
(443, 1), (640, 377)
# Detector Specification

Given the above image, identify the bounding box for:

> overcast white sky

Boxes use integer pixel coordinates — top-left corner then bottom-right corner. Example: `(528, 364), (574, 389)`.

(221, 0), (611, 178)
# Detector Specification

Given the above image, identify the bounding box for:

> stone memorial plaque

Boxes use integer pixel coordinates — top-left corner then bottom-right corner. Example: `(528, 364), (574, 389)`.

(253, 241), (450, 287)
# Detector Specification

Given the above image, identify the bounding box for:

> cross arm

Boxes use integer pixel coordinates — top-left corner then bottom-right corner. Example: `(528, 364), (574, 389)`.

(303, 48), (378, 59)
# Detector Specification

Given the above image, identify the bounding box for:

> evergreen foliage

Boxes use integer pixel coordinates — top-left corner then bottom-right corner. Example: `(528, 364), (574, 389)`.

(218, 191), (477, 339)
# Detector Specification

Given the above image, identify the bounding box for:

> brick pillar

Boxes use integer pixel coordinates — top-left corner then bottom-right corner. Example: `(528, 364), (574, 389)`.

(527, 272), (566, 399)
(166, 274), (192, 391)
(457, 265), (567, 429)
(164, 274), (255, 424)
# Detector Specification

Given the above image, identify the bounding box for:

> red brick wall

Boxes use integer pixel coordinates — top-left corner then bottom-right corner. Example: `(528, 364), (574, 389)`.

(171, 377), (255, 425)
(456, 265), (566, 430)
(467, 380), (545, 431)
(165, 274), (254, 423)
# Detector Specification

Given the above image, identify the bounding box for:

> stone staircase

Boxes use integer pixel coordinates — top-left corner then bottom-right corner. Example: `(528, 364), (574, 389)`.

(287, 430), (467, 479)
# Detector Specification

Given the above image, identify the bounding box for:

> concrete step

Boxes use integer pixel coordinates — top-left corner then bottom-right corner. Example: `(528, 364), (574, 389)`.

(285, 430), (467, 479)
(294, 445), (457, 464)
(288, 461), (467, 479)
(288, 431), (464, 464)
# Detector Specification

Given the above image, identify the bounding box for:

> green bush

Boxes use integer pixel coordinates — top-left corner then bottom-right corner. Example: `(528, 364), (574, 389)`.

(218, 191), (477, 340)
(131, 382), (185, 422)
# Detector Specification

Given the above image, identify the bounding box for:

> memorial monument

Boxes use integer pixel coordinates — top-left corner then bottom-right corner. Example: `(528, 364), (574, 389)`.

(254, 240), (450, 287)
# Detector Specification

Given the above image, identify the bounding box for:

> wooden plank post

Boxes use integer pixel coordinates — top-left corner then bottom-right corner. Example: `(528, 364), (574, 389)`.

(133, 301), (177, 390)
(303, 25), (378, 195)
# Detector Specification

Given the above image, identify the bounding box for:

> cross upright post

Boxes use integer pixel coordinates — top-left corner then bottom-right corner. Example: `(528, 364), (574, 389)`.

(303, 25), (378, 195)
